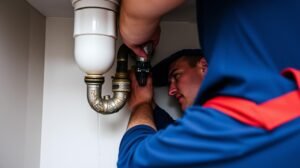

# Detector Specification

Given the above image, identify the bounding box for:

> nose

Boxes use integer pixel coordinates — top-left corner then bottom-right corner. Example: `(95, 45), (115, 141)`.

(168, 82), (177, 96)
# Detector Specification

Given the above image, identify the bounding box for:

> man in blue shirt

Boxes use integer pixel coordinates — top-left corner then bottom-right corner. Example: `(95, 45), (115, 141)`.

(118, 0), (300, 167)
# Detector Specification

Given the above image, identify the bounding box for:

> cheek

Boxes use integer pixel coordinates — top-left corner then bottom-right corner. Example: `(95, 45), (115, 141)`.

(179, 74), (202, 95)
(177, 76), (191, 92)
(177, 70), (202, 92)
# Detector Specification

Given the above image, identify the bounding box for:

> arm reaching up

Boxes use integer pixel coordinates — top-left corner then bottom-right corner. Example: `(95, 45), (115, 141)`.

(119, 0), (186, 57)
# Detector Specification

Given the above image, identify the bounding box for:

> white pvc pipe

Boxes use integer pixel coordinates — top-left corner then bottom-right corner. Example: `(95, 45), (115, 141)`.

(72, 0), (119, 75)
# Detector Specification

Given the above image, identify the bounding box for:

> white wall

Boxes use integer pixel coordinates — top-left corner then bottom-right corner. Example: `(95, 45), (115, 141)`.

(0, 1), (45, 168)
(40, 18), (199, 168)
(25, 7), (46, 168)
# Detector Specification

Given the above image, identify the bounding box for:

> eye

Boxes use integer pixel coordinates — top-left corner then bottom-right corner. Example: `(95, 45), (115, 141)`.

(173, 72), (181, 81)
(168, 69), (183, 83)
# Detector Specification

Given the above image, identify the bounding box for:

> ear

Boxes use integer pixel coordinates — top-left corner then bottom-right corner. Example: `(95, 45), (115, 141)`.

(196, 58), (208, 75)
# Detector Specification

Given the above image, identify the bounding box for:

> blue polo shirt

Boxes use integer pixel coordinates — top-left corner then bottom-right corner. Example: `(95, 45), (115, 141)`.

(118, 0), (300, 167)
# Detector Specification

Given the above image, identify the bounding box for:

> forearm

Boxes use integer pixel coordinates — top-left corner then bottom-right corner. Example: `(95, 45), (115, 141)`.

(120, 0), (185, 45)
(127, 103), (156, 130)
(120, 0), (185, 19)
(120, 10), (159, 46)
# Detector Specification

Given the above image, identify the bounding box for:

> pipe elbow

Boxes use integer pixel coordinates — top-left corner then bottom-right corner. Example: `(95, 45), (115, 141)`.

(86, 77), (130, 114)
(87, 92), (130, 114)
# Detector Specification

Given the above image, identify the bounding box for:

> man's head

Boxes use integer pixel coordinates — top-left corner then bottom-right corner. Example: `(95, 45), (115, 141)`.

(152, 49), (207, 111)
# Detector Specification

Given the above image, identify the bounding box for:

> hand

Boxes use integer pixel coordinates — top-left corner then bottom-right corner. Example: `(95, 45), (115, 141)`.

(127, 69), (156, 130)
(120, 25), (160, 58)
(127, 68), (154, 112)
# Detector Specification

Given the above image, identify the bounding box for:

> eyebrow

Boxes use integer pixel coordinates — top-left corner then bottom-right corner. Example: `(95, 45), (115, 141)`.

(168, 68), (178, 81)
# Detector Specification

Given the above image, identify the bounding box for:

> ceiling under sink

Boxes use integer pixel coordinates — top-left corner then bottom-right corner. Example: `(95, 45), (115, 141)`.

(26, 0), (197, 22)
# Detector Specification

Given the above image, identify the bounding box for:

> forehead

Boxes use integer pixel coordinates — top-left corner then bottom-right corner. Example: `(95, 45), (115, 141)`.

(168, 56), (189, 72)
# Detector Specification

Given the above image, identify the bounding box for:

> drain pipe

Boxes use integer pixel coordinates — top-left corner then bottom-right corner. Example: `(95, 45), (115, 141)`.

(72, 0), (130, 114)
(84, 45), (130, 114)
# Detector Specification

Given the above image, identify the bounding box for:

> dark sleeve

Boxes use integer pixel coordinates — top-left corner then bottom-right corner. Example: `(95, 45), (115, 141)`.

(153, 105), (175, 130)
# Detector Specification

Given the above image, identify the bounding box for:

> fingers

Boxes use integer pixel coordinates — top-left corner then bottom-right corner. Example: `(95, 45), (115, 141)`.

(146, 73), (153, 87)
(131, 46), (147, 58)
(129, 68), (137, 86)
(127, 68), (154, 111)
(121, 27), (161, 58)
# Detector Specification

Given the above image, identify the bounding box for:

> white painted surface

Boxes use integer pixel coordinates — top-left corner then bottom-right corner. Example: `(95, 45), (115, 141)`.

(0, 1), (45, 168)
(25, 7), (46, 168)
(26, 0), (196, 22)
(40, 18), (199, 168)
(26, 0), (74, 18)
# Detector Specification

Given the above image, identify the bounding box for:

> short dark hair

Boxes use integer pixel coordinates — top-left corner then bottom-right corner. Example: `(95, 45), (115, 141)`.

(152, 49), (203, 87)
(180, 54), (203, 67)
